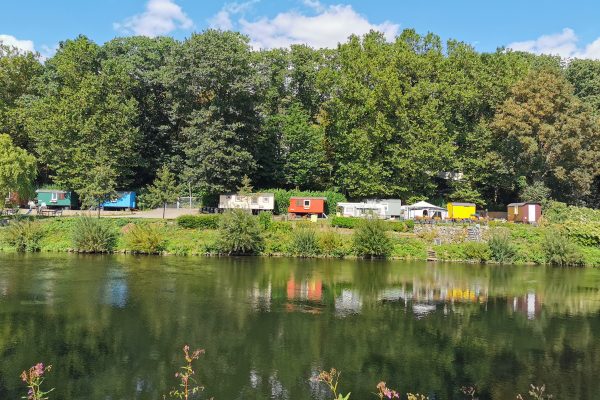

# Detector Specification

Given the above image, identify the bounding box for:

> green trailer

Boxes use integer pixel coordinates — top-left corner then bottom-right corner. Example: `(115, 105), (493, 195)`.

(35, 189), (78, 209)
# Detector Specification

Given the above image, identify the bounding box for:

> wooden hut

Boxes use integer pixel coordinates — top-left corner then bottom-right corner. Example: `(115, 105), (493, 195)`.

(507, 202), (541, 223)
(288, 197), (326, 218)
(447, 202), (476, 220)
(35, 189), (78, 209)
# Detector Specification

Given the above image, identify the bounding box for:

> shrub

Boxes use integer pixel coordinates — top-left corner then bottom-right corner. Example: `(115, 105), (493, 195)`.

(124, 223), (166, 254)
(217, 209), (264, 255)
(404, 220), (415, 230)
(6, 220), (45, 252)
(176, 215), (220, 229)
(462, 242), (491, 263)
(71, 216), (116, 253)
(387, 221), (410, 232)
(330, 216), (358, 229)
(352, 218), (393, 258)
(542, 229), (584, 266)
(289, 227), (321, 257)
(488, 228), (517, 263)
(392, 237), (427, 259)
(319, 230), (350, 257)
(258, 211), (273, 231)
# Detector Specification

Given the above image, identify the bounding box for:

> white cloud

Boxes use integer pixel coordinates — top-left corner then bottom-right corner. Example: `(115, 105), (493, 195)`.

(209, 1), (399, 49)
(508, 28), (600, 60)
(114, 0), (193, 37)
(208, 0), (260, 31)
(0, 34), (35, 53)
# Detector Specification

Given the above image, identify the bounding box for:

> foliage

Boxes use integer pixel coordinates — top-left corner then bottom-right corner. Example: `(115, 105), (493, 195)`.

(6, 219), (44, 252)
(319, 230), (350, 257)
(543, 200), (600, 224)
(176, 215), (220, 230)
(140, 165), (180, 218)
(217, 209), (264, 255)
(0, 134), (36, 202)
(78, 163), (117, 217)
(71, 216), (116, 253)
(288, 226), (321, 257)
(488, 228), (518, 263)
(166, 345), (205, 400)
(331, 216), (412, 232)
(330, 216), (359, 229)
(20, 363), (53, 400)
(520, 180), (551, 204)
(257, 211), (272, 231)
(542, 229), (584, 266)
(392, 237), (428, 259)
(123, 223), (166, 254)
(311, 369), (350, 400)
(352, 218), (393, 258)
(462, 241), (492, 263)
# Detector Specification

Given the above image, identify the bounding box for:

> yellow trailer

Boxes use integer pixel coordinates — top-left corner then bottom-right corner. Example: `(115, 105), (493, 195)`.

(447, 202), (476, 220)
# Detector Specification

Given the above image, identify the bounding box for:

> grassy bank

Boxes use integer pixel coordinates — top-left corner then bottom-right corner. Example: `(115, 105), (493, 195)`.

(1, 204), (599, 266)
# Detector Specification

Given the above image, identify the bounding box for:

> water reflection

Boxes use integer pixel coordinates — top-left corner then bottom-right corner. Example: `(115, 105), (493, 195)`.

(0, 254), (599, 400)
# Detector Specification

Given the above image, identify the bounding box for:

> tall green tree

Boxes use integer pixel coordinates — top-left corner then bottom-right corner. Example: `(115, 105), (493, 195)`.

(0, 134), (36, 205)
(491, 68), (600, 203)
(78, 163), (118, 218)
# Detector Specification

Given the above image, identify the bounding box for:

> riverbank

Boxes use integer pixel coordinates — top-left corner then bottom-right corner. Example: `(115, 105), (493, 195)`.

(1, 212), (599, 266)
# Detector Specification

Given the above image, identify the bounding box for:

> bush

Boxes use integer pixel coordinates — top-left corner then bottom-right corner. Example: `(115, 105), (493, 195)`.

(124, 223), (166, 254)
(71, 216), (116, 253)
(542, 229), (584, 266)
(488, 228), (517, 263)
(353, 218), (393, 258)
(6, 220), (45, 252)
(288, 227), (321, 257)
(176, 215), (220, 229)
(258, 211), (273, 231)
(330, 216), (358, 229)
(392, 237), (427, 259)
(217, 209), (264, 255)
(462, 242), (491, 263)
(319, 230), (350, 257)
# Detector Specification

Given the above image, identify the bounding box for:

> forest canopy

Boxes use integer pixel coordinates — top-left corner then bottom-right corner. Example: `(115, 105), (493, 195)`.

(1, 29), (599, 209)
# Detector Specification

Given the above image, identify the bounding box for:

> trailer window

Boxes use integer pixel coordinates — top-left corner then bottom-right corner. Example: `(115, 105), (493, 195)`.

(51, 192), (58, 202)
(304, 200), (311, 208)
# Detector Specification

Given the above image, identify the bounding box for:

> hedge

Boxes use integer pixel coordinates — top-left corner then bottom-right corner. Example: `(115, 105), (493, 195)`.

(331, 216), (414, 232)
(176, 215), (221, 229)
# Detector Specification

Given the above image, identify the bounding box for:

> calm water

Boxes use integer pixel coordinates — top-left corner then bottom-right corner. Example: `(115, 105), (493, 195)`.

(0, 254), (599, 400)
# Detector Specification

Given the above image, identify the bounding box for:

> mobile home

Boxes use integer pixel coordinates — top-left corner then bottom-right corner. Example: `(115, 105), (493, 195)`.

(337, 199), (402, 219)
(447, 202), (476, 220)
(507, 202), (541, 224)
(101, 191), (137, 210)
(35, 189), (78, 209)
(288, 197), (326, 218)
(219, 193), (275, 213)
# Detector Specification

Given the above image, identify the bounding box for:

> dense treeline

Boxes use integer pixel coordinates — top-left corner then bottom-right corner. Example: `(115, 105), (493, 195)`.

(1, 29), (600, 209)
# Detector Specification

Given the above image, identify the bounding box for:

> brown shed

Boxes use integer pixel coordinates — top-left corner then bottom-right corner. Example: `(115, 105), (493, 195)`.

(507, 202), (541, 223)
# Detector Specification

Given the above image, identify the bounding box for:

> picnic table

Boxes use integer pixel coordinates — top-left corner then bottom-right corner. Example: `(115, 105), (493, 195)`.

(38, 208), (63, 217)
(0, 208), (18, 216)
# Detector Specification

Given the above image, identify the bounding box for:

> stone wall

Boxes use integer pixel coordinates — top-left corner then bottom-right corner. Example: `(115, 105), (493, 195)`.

(413, 223), (489, 244)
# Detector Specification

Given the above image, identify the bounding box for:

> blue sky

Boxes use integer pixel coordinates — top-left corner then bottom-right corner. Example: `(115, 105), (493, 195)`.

(2, 0), (600, 59)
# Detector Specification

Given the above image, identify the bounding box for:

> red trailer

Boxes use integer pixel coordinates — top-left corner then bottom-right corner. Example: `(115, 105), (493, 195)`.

(507, 202), (541, 224)
(288, 197), (327, 218)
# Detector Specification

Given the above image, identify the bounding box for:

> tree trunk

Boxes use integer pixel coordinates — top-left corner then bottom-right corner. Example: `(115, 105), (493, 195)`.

(163, 203), (166, 219)
(97, 202), (101, 219)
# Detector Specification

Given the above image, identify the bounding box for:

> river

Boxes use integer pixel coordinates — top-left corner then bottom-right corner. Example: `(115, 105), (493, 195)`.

(0, 254), (599, 399)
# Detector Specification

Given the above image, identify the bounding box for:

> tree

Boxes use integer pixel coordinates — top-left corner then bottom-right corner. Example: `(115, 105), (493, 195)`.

(142, 165), (180, 219)
(0, 134), (36, 207)
(491, 68), (600, 203)
(78, 163), (117, 218)
(520, 180), (551, 204)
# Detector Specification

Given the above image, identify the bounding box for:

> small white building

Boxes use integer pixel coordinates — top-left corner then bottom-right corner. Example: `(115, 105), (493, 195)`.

(337, 199), (402, 219)
(218, 193), (275, 213)
(403, 201), (447, 220)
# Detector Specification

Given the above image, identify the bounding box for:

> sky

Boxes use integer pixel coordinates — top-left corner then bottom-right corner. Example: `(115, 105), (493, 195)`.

(2, 0), (600, 59)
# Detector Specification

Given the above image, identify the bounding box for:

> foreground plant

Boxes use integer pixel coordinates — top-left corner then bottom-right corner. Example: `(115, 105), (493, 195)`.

(166, 345), (206, 400)
(376, 381), (399, 399)
(312, 368), (350, 400)
(20, 363), (53, 400)
(517, 384), (553, 400)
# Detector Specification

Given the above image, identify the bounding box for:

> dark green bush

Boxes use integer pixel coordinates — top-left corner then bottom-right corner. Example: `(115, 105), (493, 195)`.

(176, 214), (220, 229)
(330, 216), (358, 229)
(72, 216), (116, 253)
(6, 220), (45, 252)
(124, 223), (166, 254)
(488, 228), (517, 263)
(542, 229), (584, 266)
(288, 227), (321, 257)
(352, 218), (393, 258)
(462, 242), (491, 263)
(258, 211), (273, 231)
(217, 209), (264, 255)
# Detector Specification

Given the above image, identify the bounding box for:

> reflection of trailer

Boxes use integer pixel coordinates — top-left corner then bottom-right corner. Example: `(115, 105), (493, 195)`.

(218, 193), (274, 214)
(288, 197), (326, 218)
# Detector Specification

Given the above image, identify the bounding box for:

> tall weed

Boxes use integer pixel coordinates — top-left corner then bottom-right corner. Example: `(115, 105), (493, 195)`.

(71, 216), (116, 253)
(289, 227), (321, 257)
(124, 223), (166, 254)
(6, 220), (45, 252)
(488, 228), (517, 263)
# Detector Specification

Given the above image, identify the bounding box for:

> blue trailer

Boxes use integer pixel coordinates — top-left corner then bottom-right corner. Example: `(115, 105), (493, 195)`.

(101, 191), (136, 210)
